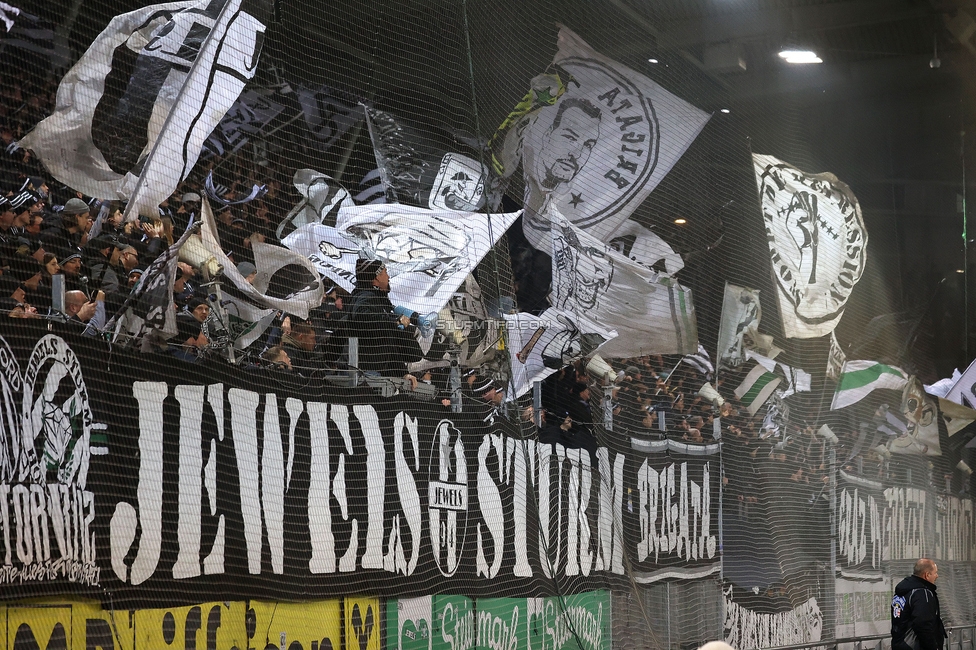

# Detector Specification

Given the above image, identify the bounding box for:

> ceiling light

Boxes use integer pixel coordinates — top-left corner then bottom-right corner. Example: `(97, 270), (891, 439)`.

(957, 269), (965, 273)
(778, 49), (822, 64)
(674, 218), (687, 225)
(648, 58), (659, 64)
(720, 108), (730, 114)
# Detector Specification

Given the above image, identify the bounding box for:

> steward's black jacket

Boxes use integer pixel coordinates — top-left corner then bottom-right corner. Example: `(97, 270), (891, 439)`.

(891, 574), (947, 650)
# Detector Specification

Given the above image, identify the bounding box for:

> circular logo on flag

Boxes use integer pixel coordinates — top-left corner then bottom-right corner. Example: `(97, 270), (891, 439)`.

(757, 161), (868, 328)
(522, 57), (660, 234)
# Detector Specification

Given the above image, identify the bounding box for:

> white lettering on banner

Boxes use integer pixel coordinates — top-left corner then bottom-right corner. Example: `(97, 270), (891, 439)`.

(838, 485), (976, 566)
(1, 333), (722, 586)
(527, 598), (605, 650)
(724, 589), (823, 649)
(635, 460), (715, 562)
(477, 606), (519, 650)
(440, 601), (477, 650)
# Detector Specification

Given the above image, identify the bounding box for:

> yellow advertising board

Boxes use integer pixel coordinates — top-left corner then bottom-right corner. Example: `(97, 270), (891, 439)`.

(250, 599), (341, 650)
(344, 597), (381, 650)
(0, 598), (347, 650)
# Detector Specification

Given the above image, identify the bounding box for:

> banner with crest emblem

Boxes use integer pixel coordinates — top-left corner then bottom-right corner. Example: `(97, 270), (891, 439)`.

(752, 154), (868, 339)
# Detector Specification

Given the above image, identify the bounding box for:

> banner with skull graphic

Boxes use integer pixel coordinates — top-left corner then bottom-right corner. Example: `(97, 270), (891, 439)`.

(753, 154), (868, 339)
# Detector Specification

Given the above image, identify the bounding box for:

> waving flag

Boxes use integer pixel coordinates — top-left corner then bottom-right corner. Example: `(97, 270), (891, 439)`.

(281, 223), (360, 292)
(753, 154), (868, 338)
(336, 204), (521, 316)
(830, 360), (908, 410)
(549, 210), (697, 357)
(21, 0), (270, 219)
(504, 25), (710, 258)
(505, 308), (616, 399)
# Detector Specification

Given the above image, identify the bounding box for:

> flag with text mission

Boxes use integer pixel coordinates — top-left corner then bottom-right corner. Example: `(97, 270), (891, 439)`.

(514, 25), (710, 260)
(734, 364), (782, 416)
(830, 360), (908, 410)
(336, 204), (521, 316)
(21, 0), (269, 219)
(550, 211), (697, 357)
(753, 154), (868, 338)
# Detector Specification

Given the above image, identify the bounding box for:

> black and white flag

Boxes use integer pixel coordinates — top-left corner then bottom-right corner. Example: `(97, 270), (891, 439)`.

(550, 210), (698, 357)
(504, 308), (616, 399)
(113, 218), (200, 341)
(296, 85), (362, 150)
(680, 344), (714, 379)
(716, 282), (762, 370)
(280, 223), (360, 293)
(200, 199), (324, 320)
(753, 154), (868, 338)
(21, 0), (270, 218)
(364, 106), (489, 211)
(501, 26), (710, 261)
(276, 169), (354, 240)
(336, 204), (521, 316)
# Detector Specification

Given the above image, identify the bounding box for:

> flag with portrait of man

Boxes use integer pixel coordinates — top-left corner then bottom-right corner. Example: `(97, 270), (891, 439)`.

(499, 25), (710, 271)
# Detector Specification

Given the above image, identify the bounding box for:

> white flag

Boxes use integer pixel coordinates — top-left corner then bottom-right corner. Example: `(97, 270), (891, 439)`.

(550, 211), (697, 357)
(753, 154), (868, 338)
(888, 378), (942, 456)
(518, 25), (710, 255)
(336, 204), (521, 316)
(945, 357), (976, 410)
(830, 360), (908, 410)
(716, 282), (762, 370)
(21, 0), (269, 219)
(606, 219), (684, 273)
(505, 308), (616, 399)
(745, 349), (811, 398)
(200, 199), (323, 319)
(281, 223), (360, 293)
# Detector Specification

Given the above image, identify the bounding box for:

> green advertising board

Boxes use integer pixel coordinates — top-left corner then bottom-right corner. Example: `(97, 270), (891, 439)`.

(387, 592), (609, 650)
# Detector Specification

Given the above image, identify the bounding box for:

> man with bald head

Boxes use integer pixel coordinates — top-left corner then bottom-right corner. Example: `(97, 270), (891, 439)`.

(891, 558), (947, 650)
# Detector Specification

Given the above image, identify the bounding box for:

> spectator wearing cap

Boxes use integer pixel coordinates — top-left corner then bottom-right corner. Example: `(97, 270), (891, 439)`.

(7, 191), (38, 232)
(349, 259), (424, 378)
(173, 296), (210, 357)
(40, 197), (89, 260)
(175, 192), (201, 234)
(59, 250), (85, 292)
(127, 267), (143, 288)
(237, 261), (257, 284)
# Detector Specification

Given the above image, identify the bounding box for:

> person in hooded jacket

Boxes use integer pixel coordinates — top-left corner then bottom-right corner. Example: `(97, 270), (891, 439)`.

(891, 558), (947, 650)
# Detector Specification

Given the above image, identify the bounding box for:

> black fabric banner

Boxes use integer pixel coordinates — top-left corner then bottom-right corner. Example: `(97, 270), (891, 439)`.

(0, 324), (718, 607)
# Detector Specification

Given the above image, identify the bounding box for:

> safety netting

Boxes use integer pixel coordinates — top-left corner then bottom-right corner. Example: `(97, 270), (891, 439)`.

(1, 0), (976, 649)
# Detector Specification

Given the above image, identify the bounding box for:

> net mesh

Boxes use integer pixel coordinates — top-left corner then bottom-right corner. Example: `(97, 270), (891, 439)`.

(1, 0), (976, 649)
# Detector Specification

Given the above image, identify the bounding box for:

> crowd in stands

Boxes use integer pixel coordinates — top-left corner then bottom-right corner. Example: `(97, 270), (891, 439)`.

(0, 66), (890, 488)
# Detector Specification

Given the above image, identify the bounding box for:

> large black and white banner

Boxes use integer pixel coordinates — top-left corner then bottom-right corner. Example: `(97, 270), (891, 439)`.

(0, 324), (719, 607)
(752, 154), (869, 339)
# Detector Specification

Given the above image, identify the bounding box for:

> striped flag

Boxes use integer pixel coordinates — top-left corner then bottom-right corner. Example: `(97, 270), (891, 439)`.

(830, 360), (908, 410)
(734, 364), (782, 416)
(681, 344), (714, 379)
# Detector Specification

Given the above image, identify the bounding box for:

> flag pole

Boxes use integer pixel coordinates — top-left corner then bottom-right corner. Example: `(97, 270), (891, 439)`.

(122, 0), (238, 223)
